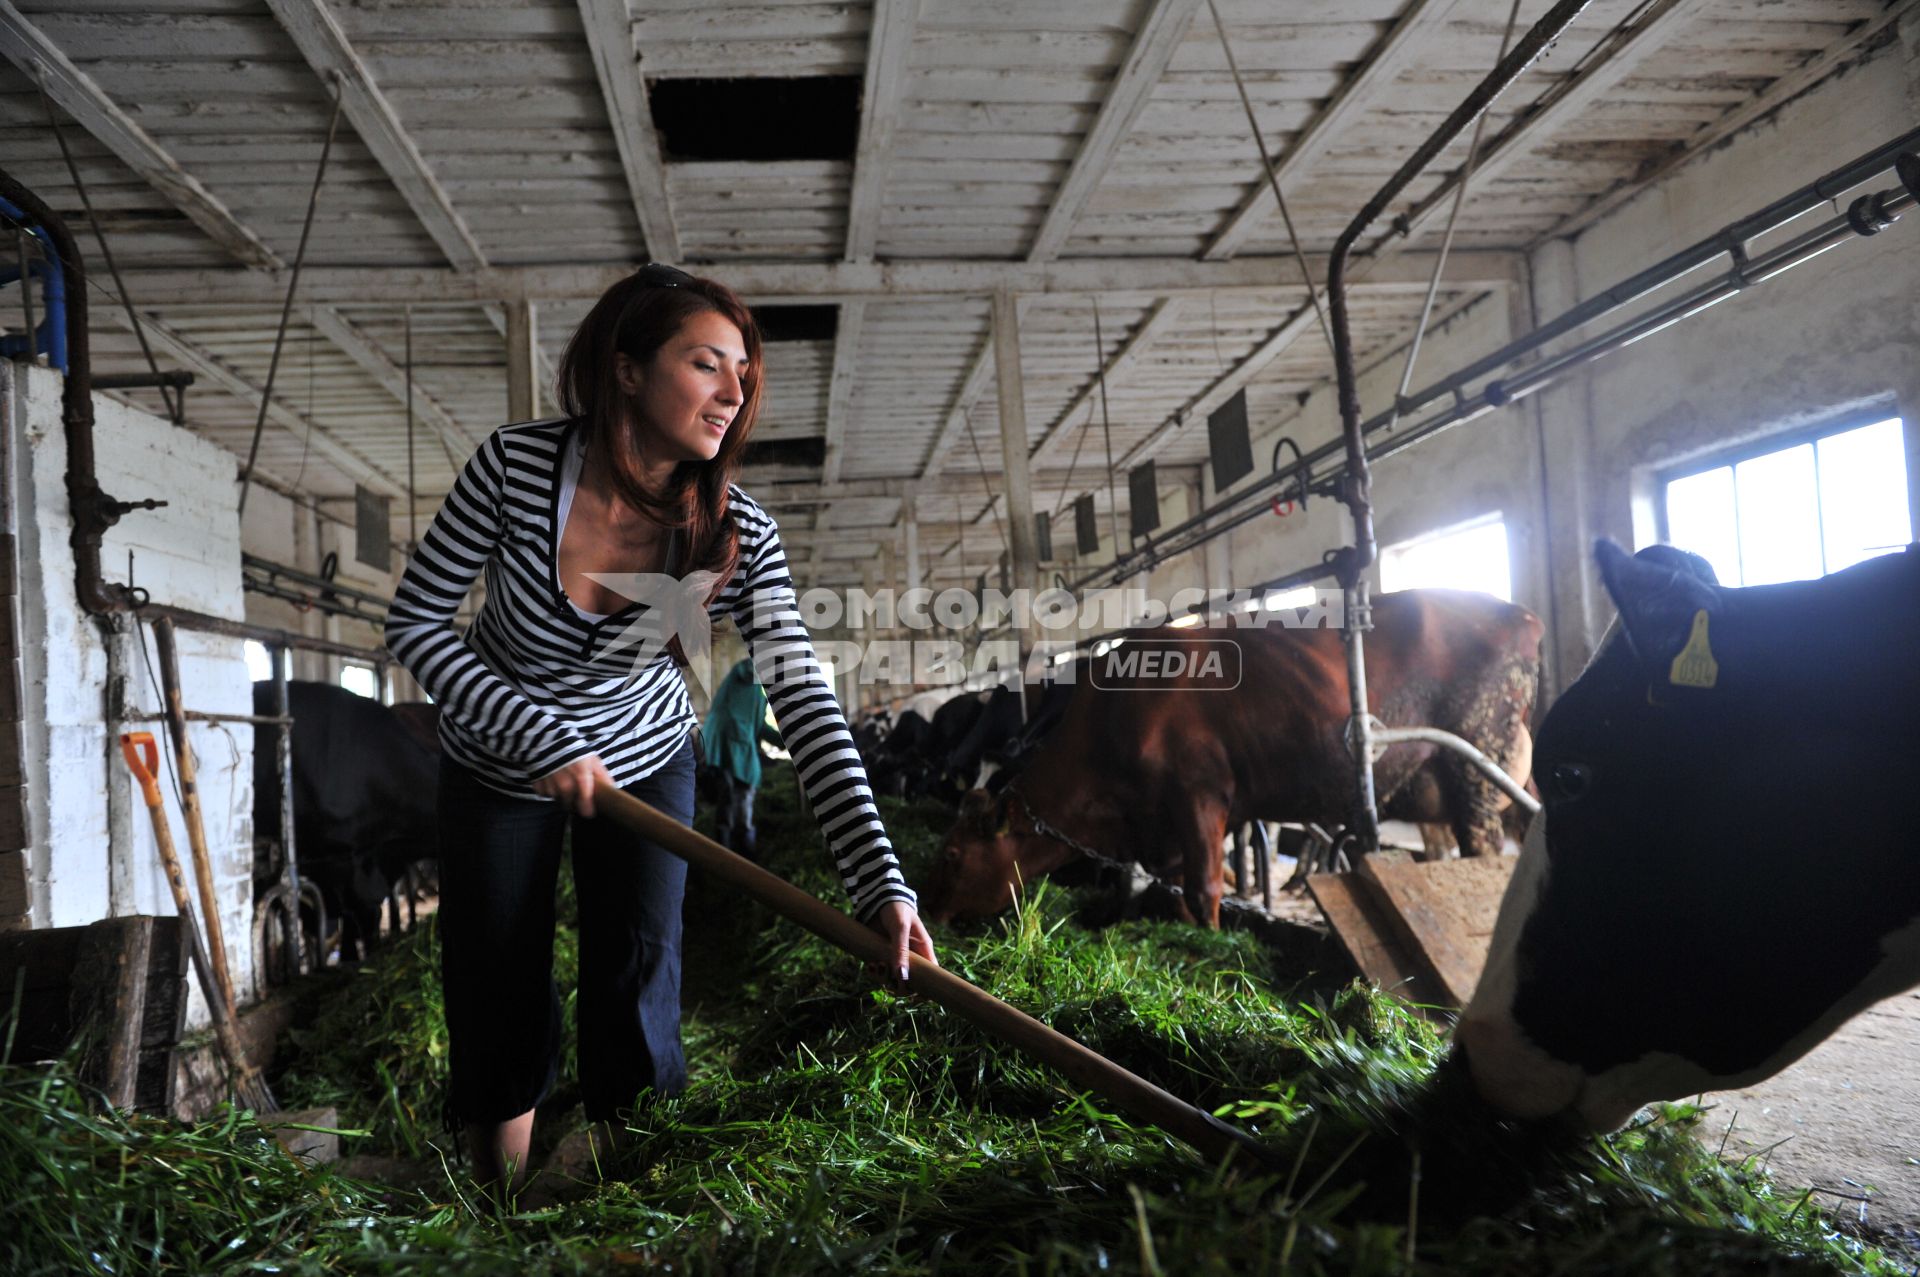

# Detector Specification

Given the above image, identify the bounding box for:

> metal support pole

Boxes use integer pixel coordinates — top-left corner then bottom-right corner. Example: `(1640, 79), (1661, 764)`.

(269, 644), (304, 974)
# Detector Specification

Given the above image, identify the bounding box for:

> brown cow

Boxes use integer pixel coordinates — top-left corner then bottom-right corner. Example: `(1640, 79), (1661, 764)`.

(921, 590), (1542, 928)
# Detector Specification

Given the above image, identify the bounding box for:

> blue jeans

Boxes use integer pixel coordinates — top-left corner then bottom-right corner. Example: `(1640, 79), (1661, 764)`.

(436, 734), (695, 1123)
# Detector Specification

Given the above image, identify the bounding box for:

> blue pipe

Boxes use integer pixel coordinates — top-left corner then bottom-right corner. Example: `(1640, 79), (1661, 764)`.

(0, 194), (68, 373)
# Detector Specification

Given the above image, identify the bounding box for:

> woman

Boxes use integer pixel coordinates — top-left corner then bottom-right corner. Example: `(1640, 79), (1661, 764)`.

(385, 263), (937, 1192)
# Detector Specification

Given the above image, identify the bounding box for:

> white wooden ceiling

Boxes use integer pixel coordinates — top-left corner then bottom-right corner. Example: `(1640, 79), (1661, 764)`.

(0, 0), (1902, 586)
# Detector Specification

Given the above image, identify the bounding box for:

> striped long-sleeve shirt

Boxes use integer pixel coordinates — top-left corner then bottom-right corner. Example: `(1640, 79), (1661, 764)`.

(385, 418), (915, 922)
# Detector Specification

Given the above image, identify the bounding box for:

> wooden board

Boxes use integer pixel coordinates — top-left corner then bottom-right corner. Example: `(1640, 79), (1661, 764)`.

(1356, 853), (1518, 1007)
(1305, 870), (1446, 1013)
(0, 916), (188, 1111)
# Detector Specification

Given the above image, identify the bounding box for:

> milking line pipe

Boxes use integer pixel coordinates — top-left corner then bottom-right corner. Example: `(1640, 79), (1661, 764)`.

(1064, 126), (1920, 597)
(595, 785), (1282, 1172)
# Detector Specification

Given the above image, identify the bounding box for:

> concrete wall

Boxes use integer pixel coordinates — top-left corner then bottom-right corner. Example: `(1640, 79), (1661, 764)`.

(9, 361), (255, 1020)
(1203, 21), (1919, 697)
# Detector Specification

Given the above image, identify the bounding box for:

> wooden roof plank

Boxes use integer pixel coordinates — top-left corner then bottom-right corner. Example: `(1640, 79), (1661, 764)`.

(1204, 0), (1461, 261)
(1027, 0), (1203, 263)
(578, 0), (680, 261)
(0, 0), (283, 270)
(129, 313), (404, 496)
(845, 0), (920, 262)
(261, 0), (489, 272)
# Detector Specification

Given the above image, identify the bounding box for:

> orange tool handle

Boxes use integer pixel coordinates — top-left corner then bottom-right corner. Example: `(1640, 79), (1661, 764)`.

(120, 732), (164, 807)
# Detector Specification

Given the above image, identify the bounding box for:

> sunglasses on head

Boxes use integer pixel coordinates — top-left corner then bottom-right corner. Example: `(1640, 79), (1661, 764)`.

(636, 262), (695, 289)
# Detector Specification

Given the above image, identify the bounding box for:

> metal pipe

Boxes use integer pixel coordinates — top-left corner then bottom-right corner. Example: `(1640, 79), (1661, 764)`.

(1371, 725), (1539, 815)
(242, 552), (394, 612)
(270, 645), (304, 975)
(139, 602), (389, 663)
(1067, 137), (1920, 591)
(92, 371), (195, 392)
(1322, 0), (1592, 852)
(0, 168), (140, 616)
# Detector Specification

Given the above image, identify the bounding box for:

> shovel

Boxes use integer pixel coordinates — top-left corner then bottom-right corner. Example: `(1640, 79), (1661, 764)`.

(596, 787), (1277, 1170)
(122, 731), (275, 1113)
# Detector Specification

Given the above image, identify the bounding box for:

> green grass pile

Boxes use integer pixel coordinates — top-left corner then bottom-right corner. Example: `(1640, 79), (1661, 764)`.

(3, 763), (1907, 1275)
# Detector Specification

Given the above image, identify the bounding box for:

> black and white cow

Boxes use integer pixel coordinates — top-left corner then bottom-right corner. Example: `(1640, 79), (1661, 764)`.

(1454, 540), (1920, 1129)
(254, 681), (440, 961)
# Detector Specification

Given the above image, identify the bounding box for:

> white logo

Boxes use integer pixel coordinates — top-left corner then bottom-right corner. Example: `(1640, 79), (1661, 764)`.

(585, 570), (723, 691)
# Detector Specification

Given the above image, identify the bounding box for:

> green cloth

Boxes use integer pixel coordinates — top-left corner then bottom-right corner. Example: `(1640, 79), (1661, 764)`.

(702, 658), (775, 787)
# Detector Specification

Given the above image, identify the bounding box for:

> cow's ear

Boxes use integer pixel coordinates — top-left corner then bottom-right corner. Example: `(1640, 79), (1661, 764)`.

(1595, 540), (1721, 687)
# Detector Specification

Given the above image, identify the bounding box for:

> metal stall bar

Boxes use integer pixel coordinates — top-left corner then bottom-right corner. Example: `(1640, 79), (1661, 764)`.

(1067, 128), (1920, 594)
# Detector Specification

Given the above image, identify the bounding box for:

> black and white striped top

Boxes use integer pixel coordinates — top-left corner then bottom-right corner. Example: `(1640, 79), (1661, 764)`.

(385, 418), (914, 921)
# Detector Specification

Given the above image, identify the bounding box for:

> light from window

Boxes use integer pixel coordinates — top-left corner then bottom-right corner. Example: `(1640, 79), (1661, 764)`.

(244, 640), (273, 682)
(1379, 515), (1512, 601)
(1663, 418), (1910, 586)
(339, 664), (378, 699)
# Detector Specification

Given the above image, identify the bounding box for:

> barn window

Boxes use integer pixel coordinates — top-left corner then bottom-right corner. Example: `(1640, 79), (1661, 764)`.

(244, 641), (273, 682)
(1662, 417), (1911, 586)
(339, 664), (378, 700)
(1379, 514), (1512, 601)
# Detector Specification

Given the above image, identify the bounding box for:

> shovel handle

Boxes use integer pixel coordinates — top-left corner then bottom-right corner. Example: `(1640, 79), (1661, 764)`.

(594, 785), (1276, 1171)
(121, 732), (163, 807)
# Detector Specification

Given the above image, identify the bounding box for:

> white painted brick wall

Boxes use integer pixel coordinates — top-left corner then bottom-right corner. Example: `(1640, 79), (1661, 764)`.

(13, 362), (254, 1026)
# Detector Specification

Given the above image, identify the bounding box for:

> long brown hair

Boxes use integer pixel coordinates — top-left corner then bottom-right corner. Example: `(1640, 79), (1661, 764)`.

(555, 266), (764, 602)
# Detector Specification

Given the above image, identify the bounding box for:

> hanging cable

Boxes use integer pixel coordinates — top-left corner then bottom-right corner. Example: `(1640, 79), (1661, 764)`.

(1385, 0), (1525, 433)
(38, 82), (179, 424)
(959, 406), (1011, 561)
(1206, 0), (1333, 353)
(237, 74), (345, 519)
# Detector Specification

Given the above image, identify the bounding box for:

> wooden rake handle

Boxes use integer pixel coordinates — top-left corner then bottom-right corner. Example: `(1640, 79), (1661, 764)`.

(121, 732), (272, 1110)
(595, 787), (1276, 1171)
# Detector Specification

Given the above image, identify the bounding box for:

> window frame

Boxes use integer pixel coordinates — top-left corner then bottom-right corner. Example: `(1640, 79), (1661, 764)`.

(1656, 412), (1910, 584)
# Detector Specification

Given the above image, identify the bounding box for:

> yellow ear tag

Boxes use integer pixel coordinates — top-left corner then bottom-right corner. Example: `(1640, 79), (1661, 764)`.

(1667, 609), (1718, 689)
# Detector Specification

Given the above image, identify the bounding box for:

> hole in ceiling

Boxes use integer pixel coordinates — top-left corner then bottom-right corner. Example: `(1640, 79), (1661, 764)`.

(743, 436), (828, 469)
(754, 305), (839, 343)
(649, 77), (860, 162)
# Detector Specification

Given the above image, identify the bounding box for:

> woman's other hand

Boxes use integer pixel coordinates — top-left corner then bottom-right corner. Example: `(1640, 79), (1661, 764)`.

(871, 900), (938, 988)
(532, 754), (617, 817)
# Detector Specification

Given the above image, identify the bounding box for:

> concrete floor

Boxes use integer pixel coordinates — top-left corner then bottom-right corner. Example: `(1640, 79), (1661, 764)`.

(1707, 993), (1920, 1254)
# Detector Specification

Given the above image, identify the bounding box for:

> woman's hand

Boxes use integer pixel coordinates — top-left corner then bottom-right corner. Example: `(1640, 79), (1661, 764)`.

(532, 754), (617, 817)
(871, 900), (938, 989)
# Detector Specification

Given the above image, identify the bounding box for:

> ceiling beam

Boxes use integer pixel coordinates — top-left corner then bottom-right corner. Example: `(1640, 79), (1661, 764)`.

(579, 0), (681, 261)
(308, 307), (479, 464)
(1027, 297), (1189, 469)
(1545, 0), (1920, 243)
(1204, 0), (1460, 261)
(0, 1), (282, 270)
(127, 315), (404, 497)
(820, 302), (864, 486)
(914, 323), (1002, 481)
(262, 0), (487, 272)
(844, 0), (921, 262)
(1383, 0), (1697, 254)
(1028, 0), (1203, 263)
(115, 251), (1521, 308)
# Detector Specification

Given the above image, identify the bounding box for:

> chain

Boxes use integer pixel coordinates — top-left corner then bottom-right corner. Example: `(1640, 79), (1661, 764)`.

(1003, 783), (1134, 876)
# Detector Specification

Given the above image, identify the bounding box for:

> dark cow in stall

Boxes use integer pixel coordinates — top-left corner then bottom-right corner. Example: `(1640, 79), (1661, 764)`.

(864, 708), (929, 798)
(923, 589), (1542, 928)
(933, 684), (1025, 800)
(1452, 541), (1920, 1130)
(254, 681), (440, 961)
